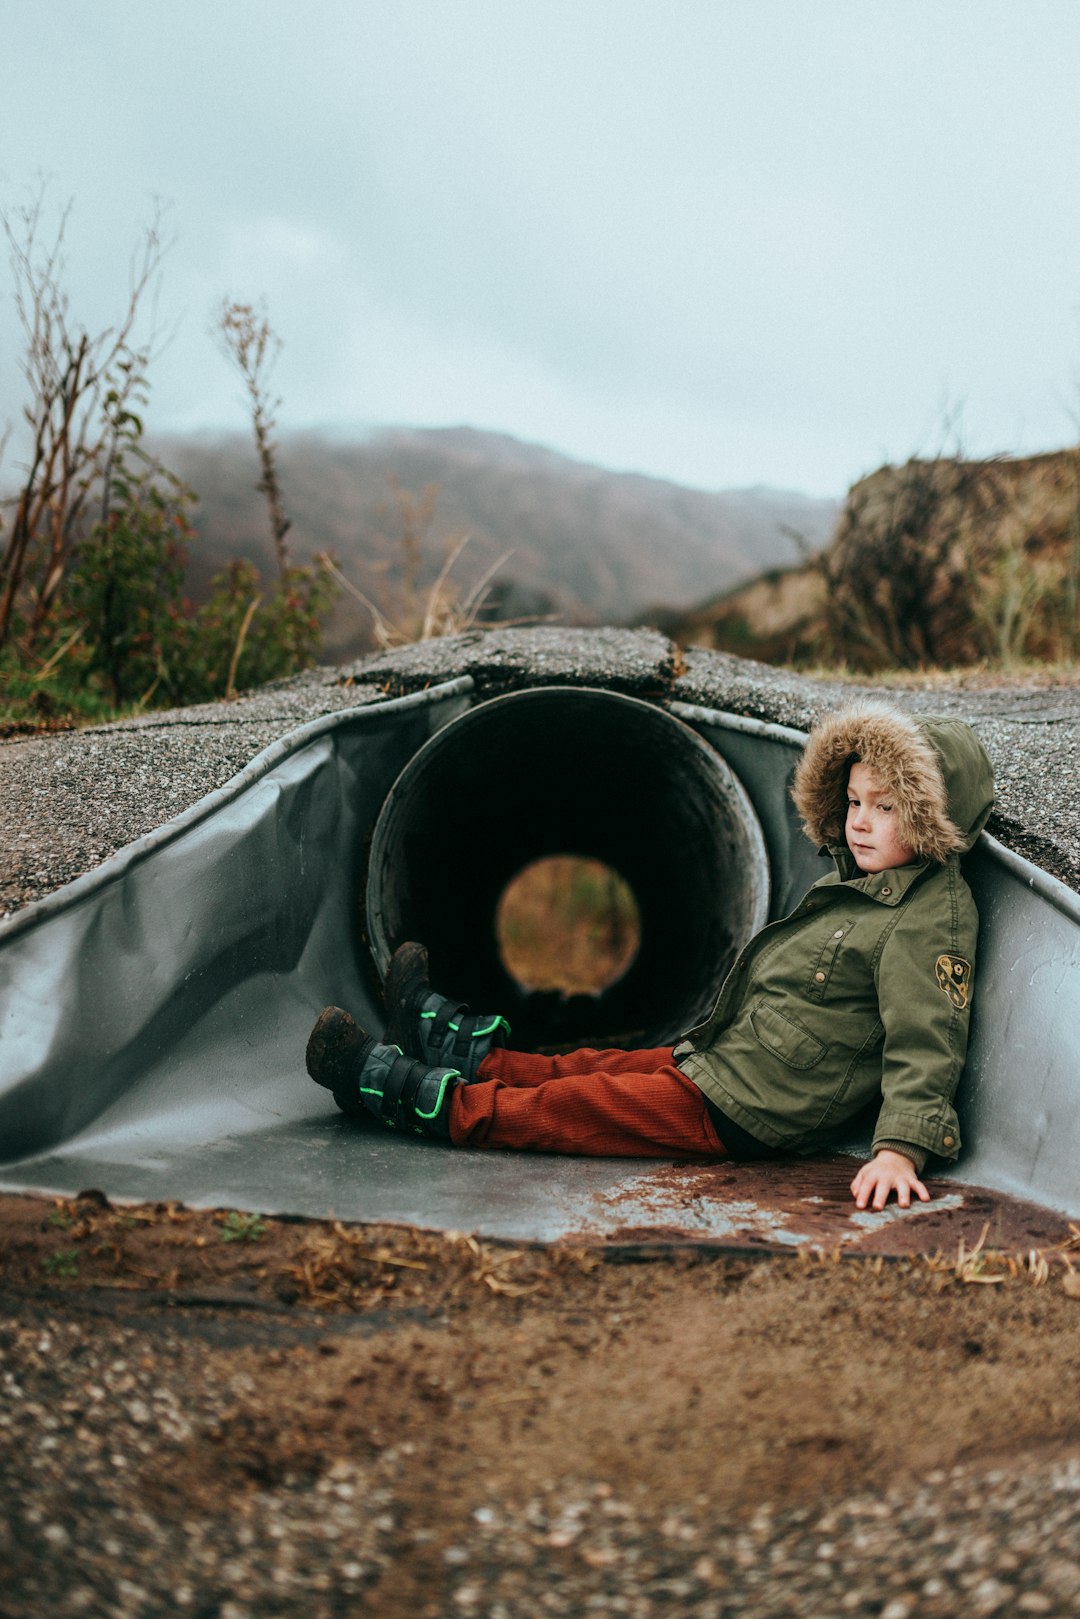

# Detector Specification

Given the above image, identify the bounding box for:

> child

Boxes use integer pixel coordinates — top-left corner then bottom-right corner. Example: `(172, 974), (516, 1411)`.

(306, 703), (994, 1210)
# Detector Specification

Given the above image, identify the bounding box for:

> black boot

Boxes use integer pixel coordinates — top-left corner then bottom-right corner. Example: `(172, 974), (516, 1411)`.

(305, 1005), (369, 1119)
(306, 1006), (460, 1138)
(384, 942), (509, 1083)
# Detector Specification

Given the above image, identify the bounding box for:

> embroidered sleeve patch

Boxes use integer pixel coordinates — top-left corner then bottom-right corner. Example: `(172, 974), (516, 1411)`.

(935, 953), (972, 1009)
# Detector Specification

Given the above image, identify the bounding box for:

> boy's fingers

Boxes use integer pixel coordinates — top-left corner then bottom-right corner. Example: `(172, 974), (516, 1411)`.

(851, 1160), (932, 1211)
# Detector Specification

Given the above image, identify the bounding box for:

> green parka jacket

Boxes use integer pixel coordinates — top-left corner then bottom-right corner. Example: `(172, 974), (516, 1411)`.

(674, 707), (995, 1171)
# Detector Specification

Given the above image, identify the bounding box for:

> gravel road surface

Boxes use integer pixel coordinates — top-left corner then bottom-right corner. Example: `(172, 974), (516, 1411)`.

(3, 628), (1079, 918)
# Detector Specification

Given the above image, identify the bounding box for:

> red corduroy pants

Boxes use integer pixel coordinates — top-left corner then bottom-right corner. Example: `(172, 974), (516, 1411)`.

(449, 1045), (728, 1158)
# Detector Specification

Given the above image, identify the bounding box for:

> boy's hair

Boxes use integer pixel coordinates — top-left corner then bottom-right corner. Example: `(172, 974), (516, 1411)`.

(791, 702), (967, 862)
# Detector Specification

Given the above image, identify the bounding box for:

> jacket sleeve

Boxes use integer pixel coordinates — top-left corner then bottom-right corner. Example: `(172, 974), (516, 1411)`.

(870, 869), (978, 1167)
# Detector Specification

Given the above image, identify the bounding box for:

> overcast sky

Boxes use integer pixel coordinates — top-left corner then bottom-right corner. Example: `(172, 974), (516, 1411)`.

(3, 1), (1080, 498)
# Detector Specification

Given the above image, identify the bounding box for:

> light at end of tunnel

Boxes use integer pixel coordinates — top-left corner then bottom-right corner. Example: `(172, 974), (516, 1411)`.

(495, 855), (641, 998)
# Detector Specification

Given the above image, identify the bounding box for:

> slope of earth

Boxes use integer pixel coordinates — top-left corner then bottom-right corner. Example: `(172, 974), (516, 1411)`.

(2, 1193), (1080, 1619)
(659, 447), (1080, 668)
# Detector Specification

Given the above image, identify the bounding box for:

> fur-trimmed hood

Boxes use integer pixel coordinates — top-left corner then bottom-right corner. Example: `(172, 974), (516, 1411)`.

(791, 703), (995, 864)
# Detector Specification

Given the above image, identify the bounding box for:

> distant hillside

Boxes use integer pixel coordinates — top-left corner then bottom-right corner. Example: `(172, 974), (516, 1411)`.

(645, 561), (827, 666)
(659, 448), (1080, 669)
(155, 426), (840, 659)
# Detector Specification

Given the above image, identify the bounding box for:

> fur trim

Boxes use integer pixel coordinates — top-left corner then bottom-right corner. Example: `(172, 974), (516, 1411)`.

(791, 702), (967, 862)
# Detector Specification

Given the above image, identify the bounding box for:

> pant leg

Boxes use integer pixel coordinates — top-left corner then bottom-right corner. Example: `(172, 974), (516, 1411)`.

(450, 1056), (728, 1158)
(477, 1045), (677, 1087)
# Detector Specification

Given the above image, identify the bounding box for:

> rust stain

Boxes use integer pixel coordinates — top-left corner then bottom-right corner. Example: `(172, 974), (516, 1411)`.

(564, 1155), (1073, 1258)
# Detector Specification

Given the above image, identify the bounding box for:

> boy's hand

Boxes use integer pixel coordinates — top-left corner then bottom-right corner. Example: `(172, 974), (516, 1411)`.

(850, 1149), (929, 1211)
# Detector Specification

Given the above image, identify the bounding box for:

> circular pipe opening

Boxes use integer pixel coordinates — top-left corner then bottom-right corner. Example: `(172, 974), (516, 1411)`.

(366, 686), (769, 1050)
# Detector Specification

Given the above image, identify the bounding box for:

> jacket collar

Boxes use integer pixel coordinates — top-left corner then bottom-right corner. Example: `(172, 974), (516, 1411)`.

(819, 845), (932, 905)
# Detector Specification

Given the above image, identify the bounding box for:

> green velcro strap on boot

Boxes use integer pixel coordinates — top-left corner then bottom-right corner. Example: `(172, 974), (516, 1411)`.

(426, 999), (463, 1057)
(409, 1067), (458, 1134)
(359, 1043), (459, 1137)
(377, 1052), (417, 1120)
(419, 997), (510, 1079)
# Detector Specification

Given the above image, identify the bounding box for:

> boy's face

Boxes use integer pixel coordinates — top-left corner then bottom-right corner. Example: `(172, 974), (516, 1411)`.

(845, 763), (916, 873)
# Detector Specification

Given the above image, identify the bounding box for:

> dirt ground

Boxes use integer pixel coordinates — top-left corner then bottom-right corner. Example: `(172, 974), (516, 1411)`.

(2, 1190), (1080, 1617)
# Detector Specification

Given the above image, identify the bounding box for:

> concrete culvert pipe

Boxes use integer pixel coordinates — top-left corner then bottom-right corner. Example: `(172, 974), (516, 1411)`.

(366, 686), (770, 1050)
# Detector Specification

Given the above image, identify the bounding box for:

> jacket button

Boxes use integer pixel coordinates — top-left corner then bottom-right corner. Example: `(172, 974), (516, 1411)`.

(942, 1134), (955, 1148)
(833, 929), (844, 939)
(814, 971), (826, 983)
(881, 886), (892, 896)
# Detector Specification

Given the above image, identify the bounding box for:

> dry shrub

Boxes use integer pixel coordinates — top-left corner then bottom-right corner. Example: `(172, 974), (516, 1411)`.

(821, 451), (1080, 670)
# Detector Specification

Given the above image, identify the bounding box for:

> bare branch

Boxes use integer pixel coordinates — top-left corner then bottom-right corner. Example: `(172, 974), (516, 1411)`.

(216, 298), (292, 576)
(0, 184), (168, 652)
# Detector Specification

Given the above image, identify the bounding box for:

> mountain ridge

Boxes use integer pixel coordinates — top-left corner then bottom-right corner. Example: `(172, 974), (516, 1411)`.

(154, 425), (840, 659)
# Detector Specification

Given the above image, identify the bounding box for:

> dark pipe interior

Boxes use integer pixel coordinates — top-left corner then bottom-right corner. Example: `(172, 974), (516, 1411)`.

(366, 687), (769, 1050)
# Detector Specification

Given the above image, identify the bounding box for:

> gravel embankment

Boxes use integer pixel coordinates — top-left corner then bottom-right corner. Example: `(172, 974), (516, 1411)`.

(2, 1299), (1078, 1619)
(3, 627), (1079, 918)
(0, 680), (383, 917)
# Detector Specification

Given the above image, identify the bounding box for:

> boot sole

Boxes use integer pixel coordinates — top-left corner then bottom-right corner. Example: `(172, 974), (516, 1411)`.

(306, 1005), (372, 1091)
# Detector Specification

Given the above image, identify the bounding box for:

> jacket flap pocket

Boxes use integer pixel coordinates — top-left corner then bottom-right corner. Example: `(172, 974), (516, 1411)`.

(749, 1002), (828, 1070)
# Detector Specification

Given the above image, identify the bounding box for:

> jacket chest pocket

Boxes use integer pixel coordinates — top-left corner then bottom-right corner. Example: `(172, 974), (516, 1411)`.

(804, 916), (858, 1001)
(749, 1001), (828, 1070)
